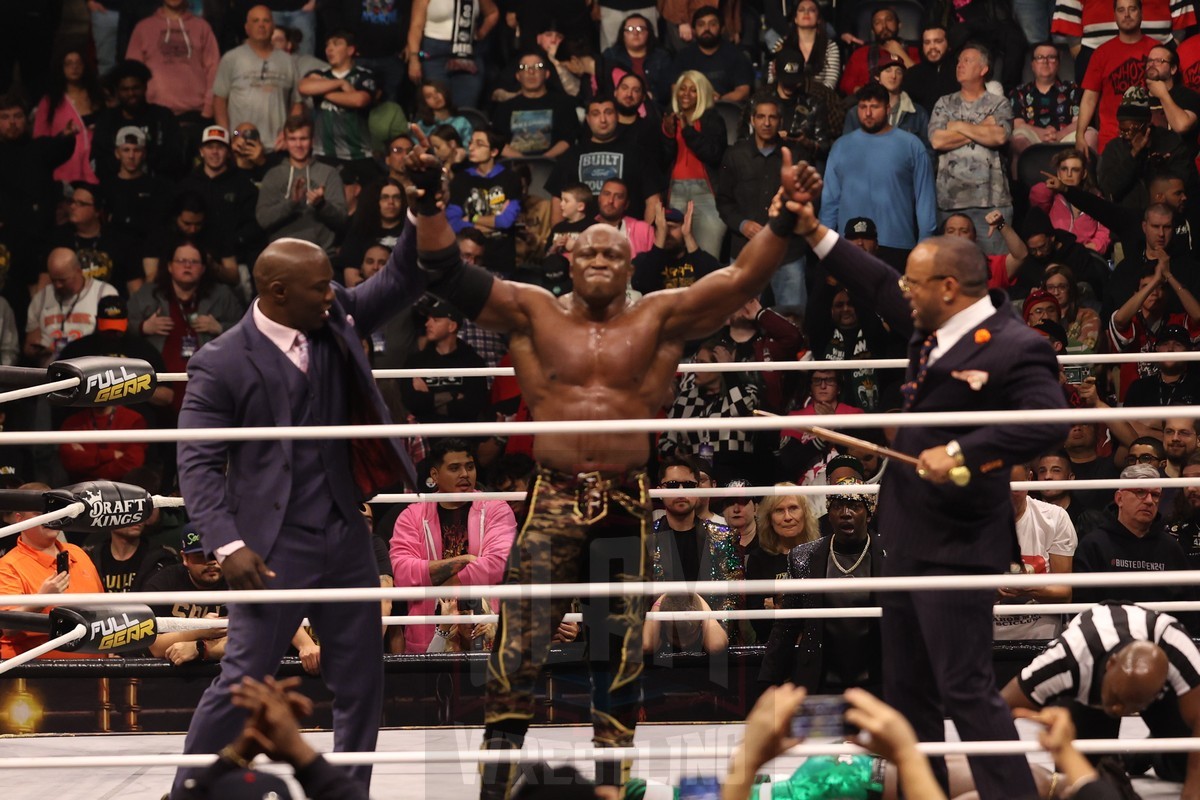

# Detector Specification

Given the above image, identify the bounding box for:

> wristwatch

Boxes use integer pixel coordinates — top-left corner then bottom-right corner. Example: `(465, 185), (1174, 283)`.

(945, 440), (965, 468)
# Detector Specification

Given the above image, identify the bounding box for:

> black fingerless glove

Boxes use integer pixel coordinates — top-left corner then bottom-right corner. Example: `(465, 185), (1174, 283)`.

(408, 159), (444, 216)
(767, 205), (799, 238)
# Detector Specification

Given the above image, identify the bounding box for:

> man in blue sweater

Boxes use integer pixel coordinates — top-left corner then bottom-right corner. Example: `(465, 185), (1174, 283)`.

(820, 83), (937, 271)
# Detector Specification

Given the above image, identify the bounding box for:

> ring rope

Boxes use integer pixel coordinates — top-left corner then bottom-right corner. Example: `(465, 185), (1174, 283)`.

(0, 378), (82, 406)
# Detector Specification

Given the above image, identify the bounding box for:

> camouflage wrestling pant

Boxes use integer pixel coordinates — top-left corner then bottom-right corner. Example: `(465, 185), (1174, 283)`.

(482, 465), (652, 797)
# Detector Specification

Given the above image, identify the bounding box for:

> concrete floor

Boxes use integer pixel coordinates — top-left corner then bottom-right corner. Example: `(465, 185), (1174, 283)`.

(0, 719), (1183, 800)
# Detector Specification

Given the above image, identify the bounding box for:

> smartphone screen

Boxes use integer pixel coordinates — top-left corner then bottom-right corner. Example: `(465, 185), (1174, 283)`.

(791, 695), (852, 739)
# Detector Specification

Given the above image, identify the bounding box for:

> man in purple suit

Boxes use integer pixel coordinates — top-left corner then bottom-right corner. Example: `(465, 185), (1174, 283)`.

(169, 218), (422, 797)
(777, 163), (1069, 800)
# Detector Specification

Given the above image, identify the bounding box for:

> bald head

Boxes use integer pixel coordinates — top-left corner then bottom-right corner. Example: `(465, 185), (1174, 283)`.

(253, 238), (335, 332)
(47, 248), (84, 298)
(926, 235), (988, 296)
(570, 224), (633, 310)
(1103, 641), (1170, 716)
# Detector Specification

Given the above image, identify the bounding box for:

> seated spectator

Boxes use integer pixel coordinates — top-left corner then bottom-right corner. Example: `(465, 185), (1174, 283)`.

(939, 212), (1028, 293)
(1033, 449), (1108, 537)
(446, 128), (523, 273)
(93, 59), (185, 181)
(429, 596), (497, 653)
(427, 123), (467, 171)
(389, 438), (517, 654)
(650, 455), (744, 622)
(1043, 265), (1102, 353)
(298, 31), (379, 166)
(1166, 451), (1200, 568)
(104, 127), (170, 247)
(669, 7), (753, 104)
(838, 7), (919, 96)
(1074, 464), (1194, 608)
(843, 58), (932, 155)
(58, 404), (148, 482)
(337, 179), (406, 283)
(779, 370), (866, 480)
(1097, 88), (1193, 212)
(142, 530), (230, 666)
(404, 0), (497, 110)
(494, 50), (578, 159)
(632, 204), (720, 293)
(179, 126), (264, 270)
(929, 43), (1014, 257)
(1015, 209), (1111, 302)
(23, 248), (118, 367)
(716, 94), (806, 306)
(657, 340), (759, 479)
(760, 479), (881, 690)
(644, 592), (728, 655)
(381, 131), (414, 186)
(1023, 289), (1061, 328)
(1070, 168), (1197, 269)
(718, 480), (758, 567)
(33, 46), (101, 184)
(1029, 149), (1112, 254)
(745, 486), (819, 629)
(398, 301), (489, 424)
(592, 177), (654, 258)
(767, 0), (840, 91)
(413, 80), (473, 142)
(1108, 253), (1200, 399)
(805, 449), (888, 521)
(0, 298), (18, 366)
(1003, 603), (1200, 791)
(660, 70), (727, 258)
(613, 72), (665, 178)
(995, 463), (1077, 641)
(230, 122), (270, 183)
(126, 0), (221, 119)
(128, 236), (245, 410)
(1164, 417), (1199, 478)
(602, 13), (673, 106)
(256, 114), (348, 255)
(0, 482), (106, 660)
(144, 191), (240, 286)
(1124, 325), (1200, 406)
(1009, 43), (1088, 160)
(545, 182), (593, 264)
(715, 297), (805, 415)
(52, 181), (143, 295)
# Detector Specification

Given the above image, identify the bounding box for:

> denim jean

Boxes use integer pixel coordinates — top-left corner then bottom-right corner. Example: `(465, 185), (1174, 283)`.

(420, 36), (484, 111)
(668, 178), (726, 260)
(357, 55), (406, 104)
(771, 256), (806, 309)
(272, 9), (317, 57)
(91, 8), (120, 77)
(1011, 0), (1052, 47)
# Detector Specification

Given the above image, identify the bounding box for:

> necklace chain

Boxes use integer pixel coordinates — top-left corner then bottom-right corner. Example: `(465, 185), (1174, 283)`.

(830, 534), (870, 575)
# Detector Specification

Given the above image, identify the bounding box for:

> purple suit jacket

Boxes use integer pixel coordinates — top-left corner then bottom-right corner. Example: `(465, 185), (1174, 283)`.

(177, 220), (423, 558)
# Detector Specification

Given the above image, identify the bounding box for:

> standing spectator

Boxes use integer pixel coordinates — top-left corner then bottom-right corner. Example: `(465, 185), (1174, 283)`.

(717, 95), (806, 306)
(389, 438), (517, 653)
(929, 43), (1013, 256)
(104, 127), (171, 245)
(1009, 43), (1087, 160)
(128, 236), (244, 412)
(58, 404), (147, 481)
(1145, 43), (1200, 158)
(602, 13), (673, 106)
(1075, 0), (1157, 159)
(32, 46), (101, 184)
(768, 0), (840, 91)
(547, 95), (661, 224)
(179, 125), (264, 269)
(839, 7), (920, 97)
(661, 70), (726, 259)
(0, 483), (105, 661)
(93, 60), (186, 182)
(994, 463), (1077, 641)
(398, 303), (489, 424)
(669, 7), (754, 104)
(213, 5), (303, 152)
(126, 0), (221, 120)
(1096, 90), (1193, 213)
(494, 51), (579, 159)
(299, 31), (379, 167)
(256, 115), (348, 255)
(23, 248), (118, 367)
(446, 128), (523, 272)
(1053, 0), (1194, 78)
(405, 0), (500, 111)
(1029, 150), (1112, 254)
(52, 181), (142, 295)
(843, 59), (932, 154)
(903, 26), (958, 116)
(824, 84), (937, 268)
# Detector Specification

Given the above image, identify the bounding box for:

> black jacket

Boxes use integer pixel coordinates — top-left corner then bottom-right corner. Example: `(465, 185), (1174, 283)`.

(716, 138), (804, 261)
(660, 108), (727, 187)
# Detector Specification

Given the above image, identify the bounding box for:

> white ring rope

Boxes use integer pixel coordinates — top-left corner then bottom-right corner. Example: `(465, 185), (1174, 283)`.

(5, 404), (1200, 446)
(0, 378), (81, 405)
(8, 570), (1200, 609)
(0, 502), (85, 540)
(0, 624), (86, 674)
(146, 350), (1200, 384)
(3, 737), (1199, 770)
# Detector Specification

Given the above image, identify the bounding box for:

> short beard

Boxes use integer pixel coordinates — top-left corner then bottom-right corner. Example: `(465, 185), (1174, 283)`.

(861, 117), (888, 134)
(614, 98), (640, 116)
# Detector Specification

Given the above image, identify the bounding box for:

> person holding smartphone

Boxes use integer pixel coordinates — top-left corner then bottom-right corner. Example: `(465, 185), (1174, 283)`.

(0, 482), (106, 660)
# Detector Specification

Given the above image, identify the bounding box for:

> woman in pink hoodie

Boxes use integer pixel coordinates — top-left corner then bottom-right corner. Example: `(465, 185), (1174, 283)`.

(33, 46), (101, 184)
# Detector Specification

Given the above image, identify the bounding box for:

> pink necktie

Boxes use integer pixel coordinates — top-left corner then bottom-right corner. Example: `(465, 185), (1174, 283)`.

(294, 332), (309, 374)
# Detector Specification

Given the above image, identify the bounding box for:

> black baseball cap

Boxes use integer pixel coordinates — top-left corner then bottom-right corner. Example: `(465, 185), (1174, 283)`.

(844, 217), (878, 240)
(1158, 325), (1193, 348)
(181, 529), (204, 554)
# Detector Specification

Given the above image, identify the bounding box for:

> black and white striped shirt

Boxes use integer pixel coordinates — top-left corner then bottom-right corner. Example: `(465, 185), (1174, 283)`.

(1018, 603), (1200, 707)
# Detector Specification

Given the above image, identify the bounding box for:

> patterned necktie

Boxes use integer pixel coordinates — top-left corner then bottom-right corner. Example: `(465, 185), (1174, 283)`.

(293, 332), (309, 374)
(900, 332), (937, 411)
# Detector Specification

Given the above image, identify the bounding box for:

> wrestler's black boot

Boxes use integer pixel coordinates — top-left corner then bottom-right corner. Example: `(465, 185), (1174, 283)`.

(478, 730), (525, 800)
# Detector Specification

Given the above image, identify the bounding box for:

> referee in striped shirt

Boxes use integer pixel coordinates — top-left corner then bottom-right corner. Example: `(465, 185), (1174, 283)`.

(1001, 602), (1200, 795)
